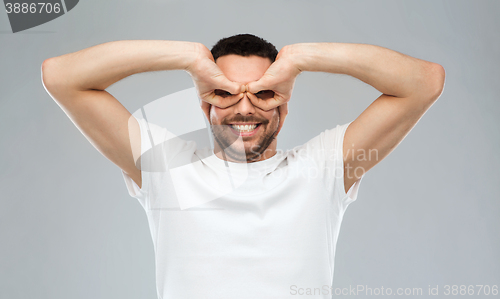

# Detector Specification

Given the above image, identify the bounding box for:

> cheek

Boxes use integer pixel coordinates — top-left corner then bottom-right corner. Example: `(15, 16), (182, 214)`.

(267, 110), (280, 128)
(210, 108), (225, 124)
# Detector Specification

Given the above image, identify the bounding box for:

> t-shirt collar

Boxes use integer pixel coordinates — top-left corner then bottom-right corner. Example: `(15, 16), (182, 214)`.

(197, 148), (286, 175)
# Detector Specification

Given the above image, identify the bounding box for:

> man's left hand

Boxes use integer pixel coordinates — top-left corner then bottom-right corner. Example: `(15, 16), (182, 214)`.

(246, 45), (302, 135)
(246, 45), (301, 111)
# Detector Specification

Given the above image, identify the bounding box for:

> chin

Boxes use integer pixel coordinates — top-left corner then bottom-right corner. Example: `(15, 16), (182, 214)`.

(220, 142), (264, 162)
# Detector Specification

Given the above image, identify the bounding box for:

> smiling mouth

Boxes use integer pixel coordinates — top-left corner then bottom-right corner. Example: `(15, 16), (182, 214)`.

(227, 123), (262, 136)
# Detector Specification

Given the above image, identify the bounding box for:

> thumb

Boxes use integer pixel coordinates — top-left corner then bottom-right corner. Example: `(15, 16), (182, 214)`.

(246, 75), (275, 94)
(215, 75), (245, 95)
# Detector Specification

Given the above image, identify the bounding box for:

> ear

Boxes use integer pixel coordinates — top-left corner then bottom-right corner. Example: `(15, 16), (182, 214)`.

(201, 100), (211, 124)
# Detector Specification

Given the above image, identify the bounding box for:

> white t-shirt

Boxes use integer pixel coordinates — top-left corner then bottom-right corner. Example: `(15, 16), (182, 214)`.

(122, 117), (363, 299)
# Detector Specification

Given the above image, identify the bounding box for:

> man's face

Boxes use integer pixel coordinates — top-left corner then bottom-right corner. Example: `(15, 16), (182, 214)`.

(208, 54), (279, 162)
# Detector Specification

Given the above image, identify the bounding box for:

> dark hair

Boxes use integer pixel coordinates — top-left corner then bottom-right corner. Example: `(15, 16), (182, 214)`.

(211, 33), (278, 63)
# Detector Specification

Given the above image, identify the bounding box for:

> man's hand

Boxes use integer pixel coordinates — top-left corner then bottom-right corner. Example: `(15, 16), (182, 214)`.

(186, 44), (245, 114)
(245, 45), (302, 112)
(243, 45), (301, 136)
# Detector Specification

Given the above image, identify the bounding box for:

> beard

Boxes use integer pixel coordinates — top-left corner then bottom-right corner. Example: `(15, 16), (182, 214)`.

(211, 114), (279, 163)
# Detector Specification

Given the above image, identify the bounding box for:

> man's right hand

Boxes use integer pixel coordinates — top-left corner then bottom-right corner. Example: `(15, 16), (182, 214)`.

(185, 44), (245, 118)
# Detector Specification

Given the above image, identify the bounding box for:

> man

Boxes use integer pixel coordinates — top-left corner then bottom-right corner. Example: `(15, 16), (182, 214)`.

(42, 34), (445, 298)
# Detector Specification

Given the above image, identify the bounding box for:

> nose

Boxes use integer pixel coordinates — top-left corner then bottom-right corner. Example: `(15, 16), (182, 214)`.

(233, 92), (256, 116)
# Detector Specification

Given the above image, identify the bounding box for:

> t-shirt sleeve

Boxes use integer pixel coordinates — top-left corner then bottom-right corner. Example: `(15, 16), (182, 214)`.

(302, 121), (364, 210)
(121, 115), (187, 209)
(333, 121), (364, 207)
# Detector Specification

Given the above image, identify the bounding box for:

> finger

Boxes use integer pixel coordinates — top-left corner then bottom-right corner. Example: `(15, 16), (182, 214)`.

(247, 91), (284, 111)
(246, 76), (276, 95)
(246, 91), (268, 110)
(208, 92), (244, 109)
(214, 75), (245, 95)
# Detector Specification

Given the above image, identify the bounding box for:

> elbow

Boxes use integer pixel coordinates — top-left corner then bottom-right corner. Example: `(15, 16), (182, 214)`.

(427, 63), (446, 101)
(41, 58), (58, 92)
(416, 63), (445, 103)
(41, 57), (70, 99)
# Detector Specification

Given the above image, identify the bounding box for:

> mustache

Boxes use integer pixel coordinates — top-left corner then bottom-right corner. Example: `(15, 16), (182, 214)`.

(221, 115), (269, 125)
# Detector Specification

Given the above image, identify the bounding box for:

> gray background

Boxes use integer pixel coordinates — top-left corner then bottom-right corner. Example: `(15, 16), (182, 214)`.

(1, 0), (499, 298)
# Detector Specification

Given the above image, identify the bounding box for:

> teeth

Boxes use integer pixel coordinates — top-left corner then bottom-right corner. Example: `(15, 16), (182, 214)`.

(231, 124), (258, 132)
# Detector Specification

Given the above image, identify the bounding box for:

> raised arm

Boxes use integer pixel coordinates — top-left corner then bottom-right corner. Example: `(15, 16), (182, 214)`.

(247, 43), (445, 194)
(290, 43), (445, 193)
(41, 40), (243, 189)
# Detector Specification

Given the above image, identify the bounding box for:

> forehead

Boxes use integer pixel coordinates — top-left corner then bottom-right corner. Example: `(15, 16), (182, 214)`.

(215, 55), (272, 84)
